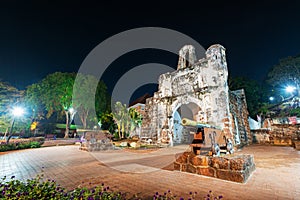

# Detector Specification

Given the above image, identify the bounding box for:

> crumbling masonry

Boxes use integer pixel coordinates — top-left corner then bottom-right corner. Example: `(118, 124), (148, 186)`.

(140, 44), (250, 147)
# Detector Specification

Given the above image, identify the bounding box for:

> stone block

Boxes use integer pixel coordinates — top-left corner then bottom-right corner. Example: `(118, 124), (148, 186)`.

(190, 155), (209, 166)
(120, 142), (128, 147)
(130, 142), (139, 148)
(197, 167), (216, 177)
(229, 155), (253, 171)
(175, 151), (194, 164)
(216, 169), (244, 183)
(186, 164), (197, 173)
(210, 157), (230, 170)
(181, 164), (187, 172)
(174, 162), (181, 171)
(295, 141), (300, 150)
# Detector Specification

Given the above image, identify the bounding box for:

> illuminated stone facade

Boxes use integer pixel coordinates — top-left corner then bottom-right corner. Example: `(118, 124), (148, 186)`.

(141, 44), (250, 147)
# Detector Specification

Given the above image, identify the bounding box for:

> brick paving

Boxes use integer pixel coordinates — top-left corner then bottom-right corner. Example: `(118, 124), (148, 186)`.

(0, 144), (300, 199)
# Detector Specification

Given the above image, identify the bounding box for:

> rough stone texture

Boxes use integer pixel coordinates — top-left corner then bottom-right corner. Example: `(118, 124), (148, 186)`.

(181, 164), (187, 172)
(229, 90), (251, 146)
(229, 155), (252, 171)
(295, 141), (300, 150)
(197, 167), (216, 177)
(174, 151), (255, 183)
(175, 151), (195, 163)
(174, 162), (181, 170)
(80, 131), (114, 152)
(177, 45), (196, 69)
(216, 170), (244, 183)
(186, 164), (197, 173)
(190, 155), (209, 166)
(251, 124), (300, 147)
(210, 157), (230, 170)
(140, 44), (250, 147)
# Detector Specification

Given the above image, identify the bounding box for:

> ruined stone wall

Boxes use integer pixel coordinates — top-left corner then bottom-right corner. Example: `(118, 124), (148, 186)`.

(252, 124), (300, 146)
(141, 93), (168, 139)
(229, 90), (251, 146)
(141, 44), (249, 146)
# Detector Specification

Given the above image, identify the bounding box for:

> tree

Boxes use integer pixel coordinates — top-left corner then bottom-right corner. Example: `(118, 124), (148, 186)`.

(111, 102), (143, 139)
(26, 72), (110, 136)
(229, 76), (269, 117)
(0, 81), (24, 134)
(128, 107), (143, 137)
(72, 74), (108, 129)
(26, 72), (75, 138)
(112, 102), (131, 139)
(267, 55), (300, 97)
(99, 112), (117, 134)
(25, 83), (46, 124)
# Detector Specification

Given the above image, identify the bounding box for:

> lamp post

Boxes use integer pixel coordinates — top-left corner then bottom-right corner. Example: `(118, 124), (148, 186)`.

(7, 106), (25, 143)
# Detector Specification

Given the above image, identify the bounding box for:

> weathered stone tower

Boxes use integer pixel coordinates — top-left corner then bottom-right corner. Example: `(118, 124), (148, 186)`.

(141, 44), (250, 147)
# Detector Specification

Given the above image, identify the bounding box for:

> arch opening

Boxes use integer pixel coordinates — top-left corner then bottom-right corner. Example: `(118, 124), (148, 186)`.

(172, 102), (201, 144)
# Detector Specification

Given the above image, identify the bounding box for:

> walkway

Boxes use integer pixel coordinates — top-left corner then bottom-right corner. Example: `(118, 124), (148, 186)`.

(0, 144), (299, 199)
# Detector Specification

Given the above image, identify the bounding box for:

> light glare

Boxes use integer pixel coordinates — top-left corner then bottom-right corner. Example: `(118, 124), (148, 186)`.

(286, 86), (296, 93)
(12, 107), (25, 117)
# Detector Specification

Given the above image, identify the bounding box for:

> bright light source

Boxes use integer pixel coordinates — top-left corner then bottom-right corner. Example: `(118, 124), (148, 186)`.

(69, 107), (74, 113)
(12, 107), (25, 117)
(269, 96), (274, 101)
(286, 86), (296, 93)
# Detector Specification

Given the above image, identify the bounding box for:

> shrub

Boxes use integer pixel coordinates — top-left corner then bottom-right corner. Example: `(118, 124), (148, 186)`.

(0, 143), (14, 152)
(29, 137), (45, 145)
(0, 175), (123, 200)
(29, 141), (41, 148)
(0, 175), (224, 200)
(0, 140), (42, 152)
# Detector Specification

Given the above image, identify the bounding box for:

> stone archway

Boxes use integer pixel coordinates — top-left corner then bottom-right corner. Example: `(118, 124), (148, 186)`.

(172, 102), (201, 144)
(141, 44), (250, 147)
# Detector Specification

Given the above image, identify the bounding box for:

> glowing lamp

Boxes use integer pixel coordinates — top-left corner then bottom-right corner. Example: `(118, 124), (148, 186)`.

(12, 107), (25, 117)
(286, 86), (296, 93)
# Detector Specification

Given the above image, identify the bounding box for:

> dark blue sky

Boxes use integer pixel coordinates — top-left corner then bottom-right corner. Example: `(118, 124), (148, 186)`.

(1, 0), (300, 99)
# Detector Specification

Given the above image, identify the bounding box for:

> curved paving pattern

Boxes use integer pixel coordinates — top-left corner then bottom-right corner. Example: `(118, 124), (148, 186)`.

(0, 145), (300, 199)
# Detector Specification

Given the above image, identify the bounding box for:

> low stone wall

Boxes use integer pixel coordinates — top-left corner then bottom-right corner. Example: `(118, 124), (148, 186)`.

(251, 124), (299, 146)
(174, 151), (255, 183)
(294, 141), (300, 150)
(80, 131), (115, 152)
(80, 141), (115, 152)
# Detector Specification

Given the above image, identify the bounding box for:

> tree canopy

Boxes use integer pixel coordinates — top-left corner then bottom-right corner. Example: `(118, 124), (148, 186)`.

(72, 73), (108, 128)
(267, 55), (300, 97)
(0, 81), (24, 133)
(25, 72), (110, 135)
(229, 76), (269, 117)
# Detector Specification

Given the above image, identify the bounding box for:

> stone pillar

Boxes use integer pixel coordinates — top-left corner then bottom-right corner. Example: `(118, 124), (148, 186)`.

(177, 45), (197, 69)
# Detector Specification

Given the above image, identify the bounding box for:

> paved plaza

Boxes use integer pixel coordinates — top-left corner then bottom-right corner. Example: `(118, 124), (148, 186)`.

(0, 144), (300, 199)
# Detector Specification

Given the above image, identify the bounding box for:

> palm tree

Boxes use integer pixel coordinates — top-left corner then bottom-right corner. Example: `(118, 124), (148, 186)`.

(129, 108), (143, 137)
(112, 102), (125, 139)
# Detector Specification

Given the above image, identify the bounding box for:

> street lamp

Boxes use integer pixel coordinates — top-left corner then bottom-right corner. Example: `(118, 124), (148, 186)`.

(12, 107), (25, 117)
(286, 86), (296, 93)
(269, 96), (274, 101)
(7, 106), (25, 143)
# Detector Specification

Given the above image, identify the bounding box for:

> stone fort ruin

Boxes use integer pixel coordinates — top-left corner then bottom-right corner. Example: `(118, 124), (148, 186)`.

(140, 44), (251, 148)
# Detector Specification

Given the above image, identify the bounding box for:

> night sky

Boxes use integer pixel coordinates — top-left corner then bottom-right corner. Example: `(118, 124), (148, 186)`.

(1, 1), (300, 101)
